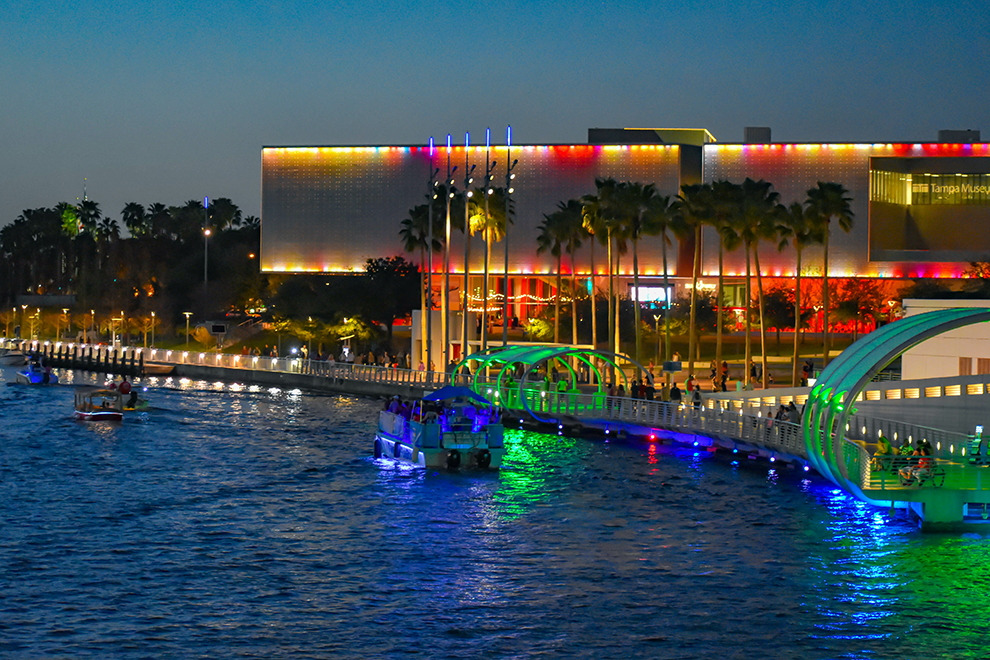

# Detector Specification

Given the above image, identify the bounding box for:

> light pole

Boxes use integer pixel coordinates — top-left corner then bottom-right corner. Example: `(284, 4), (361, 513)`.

(203, 197), (210, 286)
(654, 313), (662, 363)
(482, 128), (497, 353)
(460, 132), (476, 361)
(61, 308), (69, 342)
(20, 304), (27, 340)
(442, 135), (458, 372)
(90, 309), (95, 343)
(151, 311), (155, 347)
(502, 126), (518, 348)
(204, 228), (212, 286)
(184, 311), (192, 348)
(426, 138), (439, 374)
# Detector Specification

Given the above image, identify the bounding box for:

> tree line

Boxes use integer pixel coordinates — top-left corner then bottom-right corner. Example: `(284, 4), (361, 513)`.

(0, 198), (261, 338)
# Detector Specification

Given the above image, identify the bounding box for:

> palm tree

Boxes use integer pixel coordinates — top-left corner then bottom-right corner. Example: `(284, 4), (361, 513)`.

(740, 178), (782, 388)
(646, 193), (680, 374)
(121, 202), (147, 237)
(623, 182), (664, 362)
(806, 182), (854, 366)
(76, 200), (102, 236)
(553, 199), (585, 345)
(674, 183), (714, 378)
(147, 203), (172, 239)
(710, 181), (743, 377)
(536, 211), (566, 343)
(400, 202), (443, 357)
(582, 178), (624, 355)
(581, 201), (602, 350)
(777, 202), (826, 386)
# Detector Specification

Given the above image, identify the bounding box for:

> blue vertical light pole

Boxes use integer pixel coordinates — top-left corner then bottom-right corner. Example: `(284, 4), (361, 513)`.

(443, 135), (457, 371)
(203, 196), (210, 286)
(502, 126), (517, 348)
(426, 137), (439, 374)
(482, 127), (497, 353)
(461, 133), (476, 361)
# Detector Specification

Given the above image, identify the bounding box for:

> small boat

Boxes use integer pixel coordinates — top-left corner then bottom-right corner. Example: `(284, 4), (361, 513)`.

(123, 398), (150, 412)
(0, 349), (26, 365)
(15, 363), (59, 385)
(74, 387), (124, 422)
(374, 385), (505, 470)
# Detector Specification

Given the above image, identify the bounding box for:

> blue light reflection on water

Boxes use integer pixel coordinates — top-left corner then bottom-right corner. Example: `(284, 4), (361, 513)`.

(2, 366), (990, 658)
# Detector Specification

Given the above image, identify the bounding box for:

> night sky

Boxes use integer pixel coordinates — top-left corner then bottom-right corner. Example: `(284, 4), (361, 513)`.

(2, 0), (987, 228)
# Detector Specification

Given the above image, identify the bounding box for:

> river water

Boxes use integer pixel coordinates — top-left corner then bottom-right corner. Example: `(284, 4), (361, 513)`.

(1, 366), (989, 659)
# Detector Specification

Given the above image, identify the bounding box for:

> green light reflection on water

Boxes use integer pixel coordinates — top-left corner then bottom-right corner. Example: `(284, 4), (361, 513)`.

(491, 428), (580, 520)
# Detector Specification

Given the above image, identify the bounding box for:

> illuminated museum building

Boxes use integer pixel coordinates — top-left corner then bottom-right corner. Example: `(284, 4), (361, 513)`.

(261, 127), (990, 323)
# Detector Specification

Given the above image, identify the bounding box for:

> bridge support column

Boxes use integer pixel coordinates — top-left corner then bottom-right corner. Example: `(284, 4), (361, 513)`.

(912, 492), (967, 532)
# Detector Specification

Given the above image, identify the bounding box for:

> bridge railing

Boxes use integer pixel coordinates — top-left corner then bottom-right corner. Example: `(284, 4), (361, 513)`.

(843, 413), (972, 461)
(514, 388), (808, 460)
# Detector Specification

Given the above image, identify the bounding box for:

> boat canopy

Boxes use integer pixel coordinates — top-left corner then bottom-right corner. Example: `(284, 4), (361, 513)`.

(423, 385), (491, 405)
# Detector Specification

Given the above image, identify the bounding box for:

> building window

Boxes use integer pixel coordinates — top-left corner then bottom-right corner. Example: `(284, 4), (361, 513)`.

(978, 358), (990, 375)
(961, 357), (974, 376)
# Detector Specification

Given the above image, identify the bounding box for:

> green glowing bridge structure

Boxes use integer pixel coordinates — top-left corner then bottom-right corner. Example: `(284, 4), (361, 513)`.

(452, 345), (648, 423)
(804, 308), (990, 526)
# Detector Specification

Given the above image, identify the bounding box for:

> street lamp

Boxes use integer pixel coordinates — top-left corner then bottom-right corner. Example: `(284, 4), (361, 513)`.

(442, 134), (458, 371)
(460, 131), (476, 361)
(482, 127), (497, 353)
(653, 313), (662, 362)
(21, 304), (27, 340)
(150, 311), (155, 347)
(184, 311), (192, 347)
(204, 227), (212, 285)
(426, 137), (439, 374)
(61, 308), (69, 342)
(111, 316), (123, 347)
(502, 125), (518, 348)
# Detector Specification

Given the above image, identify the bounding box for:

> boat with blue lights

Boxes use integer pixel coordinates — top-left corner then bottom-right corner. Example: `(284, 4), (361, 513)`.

(374, 385), (505, 470)
(15, 360), (58, 385)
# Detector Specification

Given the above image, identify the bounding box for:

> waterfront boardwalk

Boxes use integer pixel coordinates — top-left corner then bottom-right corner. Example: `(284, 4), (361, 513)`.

(8, 338), (990, 528)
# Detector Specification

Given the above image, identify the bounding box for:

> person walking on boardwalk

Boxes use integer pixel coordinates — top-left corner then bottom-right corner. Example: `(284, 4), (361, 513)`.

(669, 382), (682, 405)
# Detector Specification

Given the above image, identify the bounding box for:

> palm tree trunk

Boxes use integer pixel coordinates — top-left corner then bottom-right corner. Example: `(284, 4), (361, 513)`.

(590, 240), (597, 350)
(661, 229), (671, 385)
(614, 250), (621, 357)
(792, 248), (802, 387)
(754, 244), (768, 389)
(715, 243), (724, 380)
(633, 235), (641, 361)
(554, 253), (561, 344)
(461, 228), (472, 359)
(687, 224), (701, 379)
(482, 230), (490, 351)
(420, 246), (427, 366)
(570, 250), (578, 345)
(822, 233), (830, 366)
(744, 240), (752, 387)
(607, 231), (614, 355)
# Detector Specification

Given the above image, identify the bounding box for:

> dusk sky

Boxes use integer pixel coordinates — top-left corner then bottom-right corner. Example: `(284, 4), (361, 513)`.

(2, 0), (987, 228)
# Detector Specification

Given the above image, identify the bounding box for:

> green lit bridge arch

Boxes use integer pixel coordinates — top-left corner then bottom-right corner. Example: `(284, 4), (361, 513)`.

(805, 308), (990, 509)
(452, 345), (650, 423)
